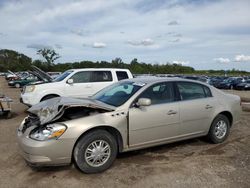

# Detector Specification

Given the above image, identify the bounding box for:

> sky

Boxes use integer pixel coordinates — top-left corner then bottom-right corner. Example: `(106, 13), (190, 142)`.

(0, 0), (250, 71)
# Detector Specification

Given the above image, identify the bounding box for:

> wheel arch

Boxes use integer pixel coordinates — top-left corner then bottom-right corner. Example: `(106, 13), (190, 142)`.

(217, 111), (233, 126)
(72, 125), (124, 161)
(40, 94), (60, 102)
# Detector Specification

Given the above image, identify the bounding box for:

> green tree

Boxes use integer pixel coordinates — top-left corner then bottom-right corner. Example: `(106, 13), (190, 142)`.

(0, 49), (32, 71)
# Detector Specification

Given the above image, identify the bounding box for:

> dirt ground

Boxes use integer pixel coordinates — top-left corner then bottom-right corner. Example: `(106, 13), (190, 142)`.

(0, 77), (249, 188)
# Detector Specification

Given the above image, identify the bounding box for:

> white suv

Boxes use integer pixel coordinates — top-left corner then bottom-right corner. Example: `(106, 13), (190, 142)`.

(21, 68), (133, 106)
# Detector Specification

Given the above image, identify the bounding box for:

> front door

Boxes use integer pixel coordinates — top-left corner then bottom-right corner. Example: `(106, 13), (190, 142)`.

(64, 71), (93, 98)
(129, 82), (180, 147)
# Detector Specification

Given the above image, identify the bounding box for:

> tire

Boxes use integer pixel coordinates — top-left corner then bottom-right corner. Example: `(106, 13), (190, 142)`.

(15, 83), (20, 88)
(73, 130), (117, 174)
(5, 111), (11, 119)
(207, 114), (230, 144)
(41, 95), (58, 102)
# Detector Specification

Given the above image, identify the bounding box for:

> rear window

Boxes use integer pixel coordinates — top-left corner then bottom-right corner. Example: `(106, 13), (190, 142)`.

(177, 82), (206, 100)
(116, 71), (129, 81)
(203, 86), (212, 97)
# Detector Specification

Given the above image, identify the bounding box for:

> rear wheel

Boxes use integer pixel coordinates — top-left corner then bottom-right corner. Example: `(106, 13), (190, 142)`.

(207, 114), (230, 144)
(73, 130), (117, 174)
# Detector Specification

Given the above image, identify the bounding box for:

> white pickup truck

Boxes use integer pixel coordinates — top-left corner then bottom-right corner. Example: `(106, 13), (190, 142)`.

(20, 67), (133, 106)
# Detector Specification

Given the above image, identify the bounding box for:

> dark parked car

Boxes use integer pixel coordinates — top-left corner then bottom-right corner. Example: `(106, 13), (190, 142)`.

(208, 77), (227, 88)
(183, 76), (208, 83)
(235, 80), (250, 90)
(8, 75), (39, 88)
(216, 77), (243, 89)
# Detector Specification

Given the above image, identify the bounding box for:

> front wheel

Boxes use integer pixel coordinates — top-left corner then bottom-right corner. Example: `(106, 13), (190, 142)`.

(40, 95), (58, 102)
(207, 114), (230, 144)
(73, 130), (117, 173)
(15, 83), (20, 88)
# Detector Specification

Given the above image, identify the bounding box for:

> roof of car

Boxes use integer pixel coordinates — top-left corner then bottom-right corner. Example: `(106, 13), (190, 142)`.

(70, 68), (130, 71)
(125, 76), (205, 84)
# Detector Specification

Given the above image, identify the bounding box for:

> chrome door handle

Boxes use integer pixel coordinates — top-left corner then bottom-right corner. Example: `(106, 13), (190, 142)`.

(205, 105), (213, 109)
(167, 110), (177, 115)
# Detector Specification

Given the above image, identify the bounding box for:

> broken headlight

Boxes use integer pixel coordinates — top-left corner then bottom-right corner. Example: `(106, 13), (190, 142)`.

(30, 124), (67, 141)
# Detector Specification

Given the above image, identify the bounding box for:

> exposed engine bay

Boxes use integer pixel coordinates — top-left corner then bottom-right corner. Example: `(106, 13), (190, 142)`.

(20, 97), (115, 133)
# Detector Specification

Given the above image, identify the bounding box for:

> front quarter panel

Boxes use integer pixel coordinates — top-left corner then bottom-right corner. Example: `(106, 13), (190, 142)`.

(60, 109), (128, 152)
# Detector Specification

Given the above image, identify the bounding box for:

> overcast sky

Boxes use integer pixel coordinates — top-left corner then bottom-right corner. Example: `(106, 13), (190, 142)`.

(0, 0), (250, 71)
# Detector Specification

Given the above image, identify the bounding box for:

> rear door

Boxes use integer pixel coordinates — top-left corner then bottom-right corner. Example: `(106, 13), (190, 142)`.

(91, 71), (113, 94)
(176, 81), (216, 136)
(129, 82), (180, 147)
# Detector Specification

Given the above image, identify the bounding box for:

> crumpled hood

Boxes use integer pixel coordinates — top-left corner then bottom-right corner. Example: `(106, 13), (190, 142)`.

(27, 97), (115, 125)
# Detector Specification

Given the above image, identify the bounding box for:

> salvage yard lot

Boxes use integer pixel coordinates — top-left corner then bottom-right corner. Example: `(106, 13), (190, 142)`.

(0, 76), (249, 188)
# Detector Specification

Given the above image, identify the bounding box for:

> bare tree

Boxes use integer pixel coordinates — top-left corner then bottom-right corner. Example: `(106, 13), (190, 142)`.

(37, 48), (60, 68)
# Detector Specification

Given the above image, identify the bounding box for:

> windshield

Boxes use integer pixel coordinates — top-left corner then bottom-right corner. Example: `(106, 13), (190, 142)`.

(92, 81), (145, 107)
(54, 70), (73, 82)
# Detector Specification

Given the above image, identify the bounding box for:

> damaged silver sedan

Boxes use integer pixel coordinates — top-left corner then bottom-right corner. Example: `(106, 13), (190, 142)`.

(17, 77), (241, 173)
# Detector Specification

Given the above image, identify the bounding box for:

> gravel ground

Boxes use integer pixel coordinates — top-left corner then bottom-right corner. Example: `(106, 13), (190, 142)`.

(0, 77), (249, 188)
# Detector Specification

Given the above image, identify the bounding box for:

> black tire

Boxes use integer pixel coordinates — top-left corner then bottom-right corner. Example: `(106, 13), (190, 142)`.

(41, 95), (58, 102)
(5, 111), (11, 119)
(73, 130), (117, 174)
(207, 114), (230, 144)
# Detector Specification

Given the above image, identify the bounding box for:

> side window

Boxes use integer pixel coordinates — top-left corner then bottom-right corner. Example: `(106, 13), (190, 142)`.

(177, 82), (206, 100)
(139, 82), (175, 105)
(203, 86), (212, 97)
(71, 71), (91, 83)
(92, 71), (112, 82)
(116, 71), (129, 81)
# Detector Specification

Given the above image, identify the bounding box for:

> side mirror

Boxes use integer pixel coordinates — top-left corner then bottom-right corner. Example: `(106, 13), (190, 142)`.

(67, 78), (74, 84)
(137, 98), (151, 107)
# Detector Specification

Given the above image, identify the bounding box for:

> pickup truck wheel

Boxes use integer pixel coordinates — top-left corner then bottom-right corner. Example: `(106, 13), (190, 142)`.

(73, 130), (117, 174)
(207, 114), (230, 144)
(5, 111), (11, 119)
(15, 83), (20, 88)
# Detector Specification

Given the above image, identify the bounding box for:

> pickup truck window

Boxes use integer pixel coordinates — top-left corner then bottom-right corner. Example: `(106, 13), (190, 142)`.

(116, 71), (129, 80)
(71, 71), (91, 83)
(91, 71), (112, 82)
(54, 70), (73, 82)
